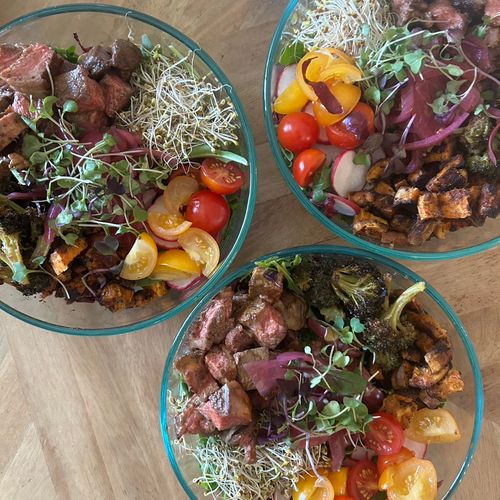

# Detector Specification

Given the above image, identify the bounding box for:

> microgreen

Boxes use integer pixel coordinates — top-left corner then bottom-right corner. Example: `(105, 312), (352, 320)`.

(353, 152), (371, 167)
(279, 41), (306, 66)
(310, 164), (331, 204)
(255, 255), (302, 295)
(54, 45), (79, 63)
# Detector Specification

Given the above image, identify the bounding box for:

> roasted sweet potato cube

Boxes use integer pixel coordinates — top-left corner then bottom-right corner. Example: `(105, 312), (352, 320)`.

(426, 369), (464, 400)
(438, 189), (471, 219)
(406, 312), (449, 341)
(381, 231), (408, 246)
(372, 195), (396, 219)
(49, 237), (88, 275)
(374, 181), (395, 196)
(393, 186), (420, 208)
(349, 191), (375, 207)
(381, 394), (418, 429)
(423, 139), (453, 163)
(478, 183), (499, 218)
(99, 283), (134, 311)
(425, 156), (467, 192)
(391, 361), (414, 390)
(433, 221), (451, 240)
(469, 185), (482, 206)
(424, 340), (452, 374)
(402, 347), (423, 364)
(407, 218), (437, 245)
(352, 210), (389, 239)
(408, 165), (439, 189)
(417, 193), (440, 220)
(394, 179), (409, 190)
(409, 363), (449, 389)
(390, 214), (415, 233)
(366, 159), (388, 183)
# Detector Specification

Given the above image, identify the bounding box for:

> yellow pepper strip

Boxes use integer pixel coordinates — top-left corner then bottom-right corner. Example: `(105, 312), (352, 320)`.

(320, 63), (363, 83)
(273, 79), (309, 114)
(327, 467), (349, 496)
(312, 82), (361, 126)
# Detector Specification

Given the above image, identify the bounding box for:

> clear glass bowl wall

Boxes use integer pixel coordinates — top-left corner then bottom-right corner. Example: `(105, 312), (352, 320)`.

(0, 5), (256, 335)
(160, 245), (483, 500)
(263, 0), (499, 260)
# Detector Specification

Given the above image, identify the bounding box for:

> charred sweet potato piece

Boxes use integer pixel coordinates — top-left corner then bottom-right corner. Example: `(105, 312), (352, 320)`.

(381, 231), (408, 246)
(390, 214), (415, 233)
(49, 238), (88, 275)
(438, 189), (471, 219)
(366, 159), (388, 183)
(407, 218), (437, 245)
(408, 165), (439, 189)
(417, 193), (440, 220)
(381, 393), (418, 429)
(353, 209), (389, 239)
(392, 361), (415, 390)
(409, 363), (449, 389)
(407, 312), (449, 341)
(372, 195), (396, 219)
(423, 139), (453, 163)
(402, 347), (423, 364)
(425, 156), (467, 192)
(478, 183), (499, 218)
(425, 369), (464, 400)
(393, 186), (420, 208)
(99, 282), (134, 311)
(374, 181), (395, 196)
(349, 191), (376, 207)
(433, 221), (451, 240)
(424, 340), (452, 373)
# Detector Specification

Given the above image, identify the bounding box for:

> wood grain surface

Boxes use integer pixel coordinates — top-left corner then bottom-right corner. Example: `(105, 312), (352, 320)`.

(0, 1), (498, 499)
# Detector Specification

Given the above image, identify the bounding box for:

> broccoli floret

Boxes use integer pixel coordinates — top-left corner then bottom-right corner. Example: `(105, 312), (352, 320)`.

(466, 152), (498, 180)
(319, 303), (346, 323)
(291, 255), (339, 309)
(461, 114), (492, 154)
(330, 262), (387, 319)
(361, 282), (425, 371)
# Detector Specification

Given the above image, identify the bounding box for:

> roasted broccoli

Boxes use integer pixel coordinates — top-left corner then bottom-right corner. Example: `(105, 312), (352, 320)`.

(466, 153), (498, 180)
(319, 303), (346, 323)
(330, 262), (387, 319)
(361, 282), (426, 371)
(461, 114), (492, 154)
(291, 254), (339, 309)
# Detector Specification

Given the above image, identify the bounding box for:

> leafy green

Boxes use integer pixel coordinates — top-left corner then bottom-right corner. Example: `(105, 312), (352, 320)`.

(54, 45), (79, 63)
(311, 164), (331, 203)
(353, 152), (371, 167)
(255, 254), (302, 295)
(279, 41), (306, 65)
(188, 144), (248, 166)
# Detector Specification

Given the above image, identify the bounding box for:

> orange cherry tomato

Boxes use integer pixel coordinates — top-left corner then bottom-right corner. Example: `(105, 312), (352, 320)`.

(120, 232), (158, 281)
(292, 148), (326, 187)
(364, 412), (404, 456)
(326, 102), (376, 149)
(200, 158), (245, 195)
(347, 460), (379, 500)
(312, 82), (361, 127)
(405, 408), (461, 444)
(292, 471), (335, 500)
(277, 112), (319, 153)
(377, 447), (415, 474)
(378, 458), (437, 500)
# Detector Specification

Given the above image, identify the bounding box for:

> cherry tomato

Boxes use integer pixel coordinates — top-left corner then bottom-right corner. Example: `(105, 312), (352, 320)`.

(147, 198), (191, 240)
(150, 249), (201, 281)
(200, 158), (245, 195)
(120, 232), (158, 281)
(347, 460), (379, 500)
(292, 148), (326, 187)
(405, 408), (461, 444)
(292, 471), (335, 500)
(377, 447), (415, 474)
(168, 167), (202, 183)
(327, 467), (348, 495)
(325, 102), (375, 149)
(178, 228), (220, 276)
(335, 497), (354, 500)
(185, 190), (230, 234)
(277, 112), (319, 153)
(378, 458), (437, 500)
(163, 175), (199, 214)
(363, 412), (404, 456)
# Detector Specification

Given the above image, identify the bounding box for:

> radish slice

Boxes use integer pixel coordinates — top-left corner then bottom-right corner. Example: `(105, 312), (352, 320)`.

(148, 230), (180, 249)
(272, 65), (282, 100)
(350, 447), (369, 461)
(168, 275), (204, 291)
(327, 194), (361, 216)
(276, 64), (297, 98)
(331, 150), (369, 197)
(303, 102), (329, 144)
(403, 437), (428, 459)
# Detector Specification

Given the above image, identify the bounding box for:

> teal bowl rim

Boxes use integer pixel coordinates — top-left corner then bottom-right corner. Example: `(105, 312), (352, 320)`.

(0, 3), (257, 336)
(263, 0), (500, 261)
(159, 244), (483, 500)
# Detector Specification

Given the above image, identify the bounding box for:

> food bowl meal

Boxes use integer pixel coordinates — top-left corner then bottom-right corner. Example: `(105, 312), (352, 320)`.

(0, 4), (256, 334)
(264, 0), (499, 260)
(160, 245), (482, 500)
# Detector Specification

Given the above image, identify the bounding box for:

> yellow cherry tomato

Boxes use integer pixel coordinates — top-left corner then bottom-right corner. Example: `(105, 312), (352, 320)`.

(273, 79), (309, 114)
(293, 471), (335, 500)
(148, 197), (192, 240)
(327, 467), (348, 495)
(379, 458), (437, 500)
(156, 249), (201, 275)
(405, 408), (461, 444)
(120, 232), (158, 281)
(312, 82), (361, 126)
(162, 175), (199, 214)
(178, 228), (220, 277)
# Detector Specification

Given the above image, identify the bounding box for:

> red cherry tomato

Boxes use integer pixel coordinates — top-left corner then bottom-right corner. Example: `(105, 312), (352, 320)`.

(347, 460), (379, 500)
(169, 166), (202, 183)
(325, 102), (375, 150)
(377, 447), (415, 474)
(292, 148), (326, 187)
(200, 158), (245, 195)
(277, 112), (319, 153)
(363, 412), (404, 456)
(185, 190), (230, 234)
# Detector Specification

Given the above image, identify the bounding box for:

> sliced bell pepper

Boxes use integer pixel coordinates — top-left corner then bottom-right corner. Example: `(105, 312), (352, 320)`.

(312, 81), (361, 126)
(273, 79), (309, 114)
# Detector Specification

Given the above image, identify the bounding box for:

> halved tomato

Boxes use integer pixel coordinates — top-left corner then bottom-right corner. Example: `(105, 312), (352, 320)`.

(363, 412), (404, 456)
(378, 458), (437, 500)
(405, 408), (461, 444)
(147, 198), (192, 240)
(292, 148), (326, 187)
(120, 232), (158, 280)
(200, 158), (245, 195)
(377, 447), (415, 474)
(347, 460), (379, 500)
(292, 471), (334, 500)
(162, 175), (199, 214)
(178, 228), (220, 276)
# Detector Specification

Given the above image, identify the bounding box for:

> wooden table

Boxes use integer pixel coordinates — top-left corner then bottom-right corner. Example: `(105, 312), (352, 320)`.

(0, 1), (498, 498)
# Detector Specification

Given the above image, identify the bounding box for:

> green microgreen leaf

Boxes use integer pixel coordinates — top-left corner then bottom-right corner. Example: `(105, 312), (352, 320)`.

(56, 208), (73, 227)
(41, 96), (58, 119)
(279, 41), (306, 65)
(310, 164), (331, 204)
(445, 64), (464, 77)
(94, 235), (119, 256)
(403, 50), (425, 74)
(54, 45), (79, 63)
(32, 256), (46, 267)
(364, 86), (381, 105)
(353, 152), (371, 167)
(61, 232), (79, 245)
(63, 99), (78, 114)
(22, 135), (43, 157)
(11, 262), (28, 283)
(133, 206), (148, 222)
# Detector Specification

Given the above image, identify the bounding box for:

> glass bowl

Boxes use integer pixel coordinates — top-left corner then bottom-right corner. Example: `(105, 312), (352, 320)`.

(263, 0), (499, 261)
(0, 4), (257, 335)
(160, 245), (483, 499)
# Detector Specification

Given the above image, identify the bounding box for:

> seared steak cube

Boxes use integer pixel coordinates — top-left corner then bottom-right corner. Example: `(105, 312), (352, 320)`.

(188, 287), (234, 351)
(67, 110), (108, 133)
(199, 380), (253, 431)
(248, 266), (283, 303)
(78, 45), (112, 79)
(175, 351), (219, 397)
(0, 44), (62, 97)
(205, 346), (237, 384)
(111, 39), (142, 76)
(0, 111), (27, 150)
(0, 44), (23, 73)
(54, 66), (105, 113)
(233, 347), (270, 390)
(100, 73), (133, 117)
(224, 324), (254, 353)
(275, 290), (307, 330)
(478, 183), (498, 218)
(238, 298), (287, 349)
(175, 395), (215, 438)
